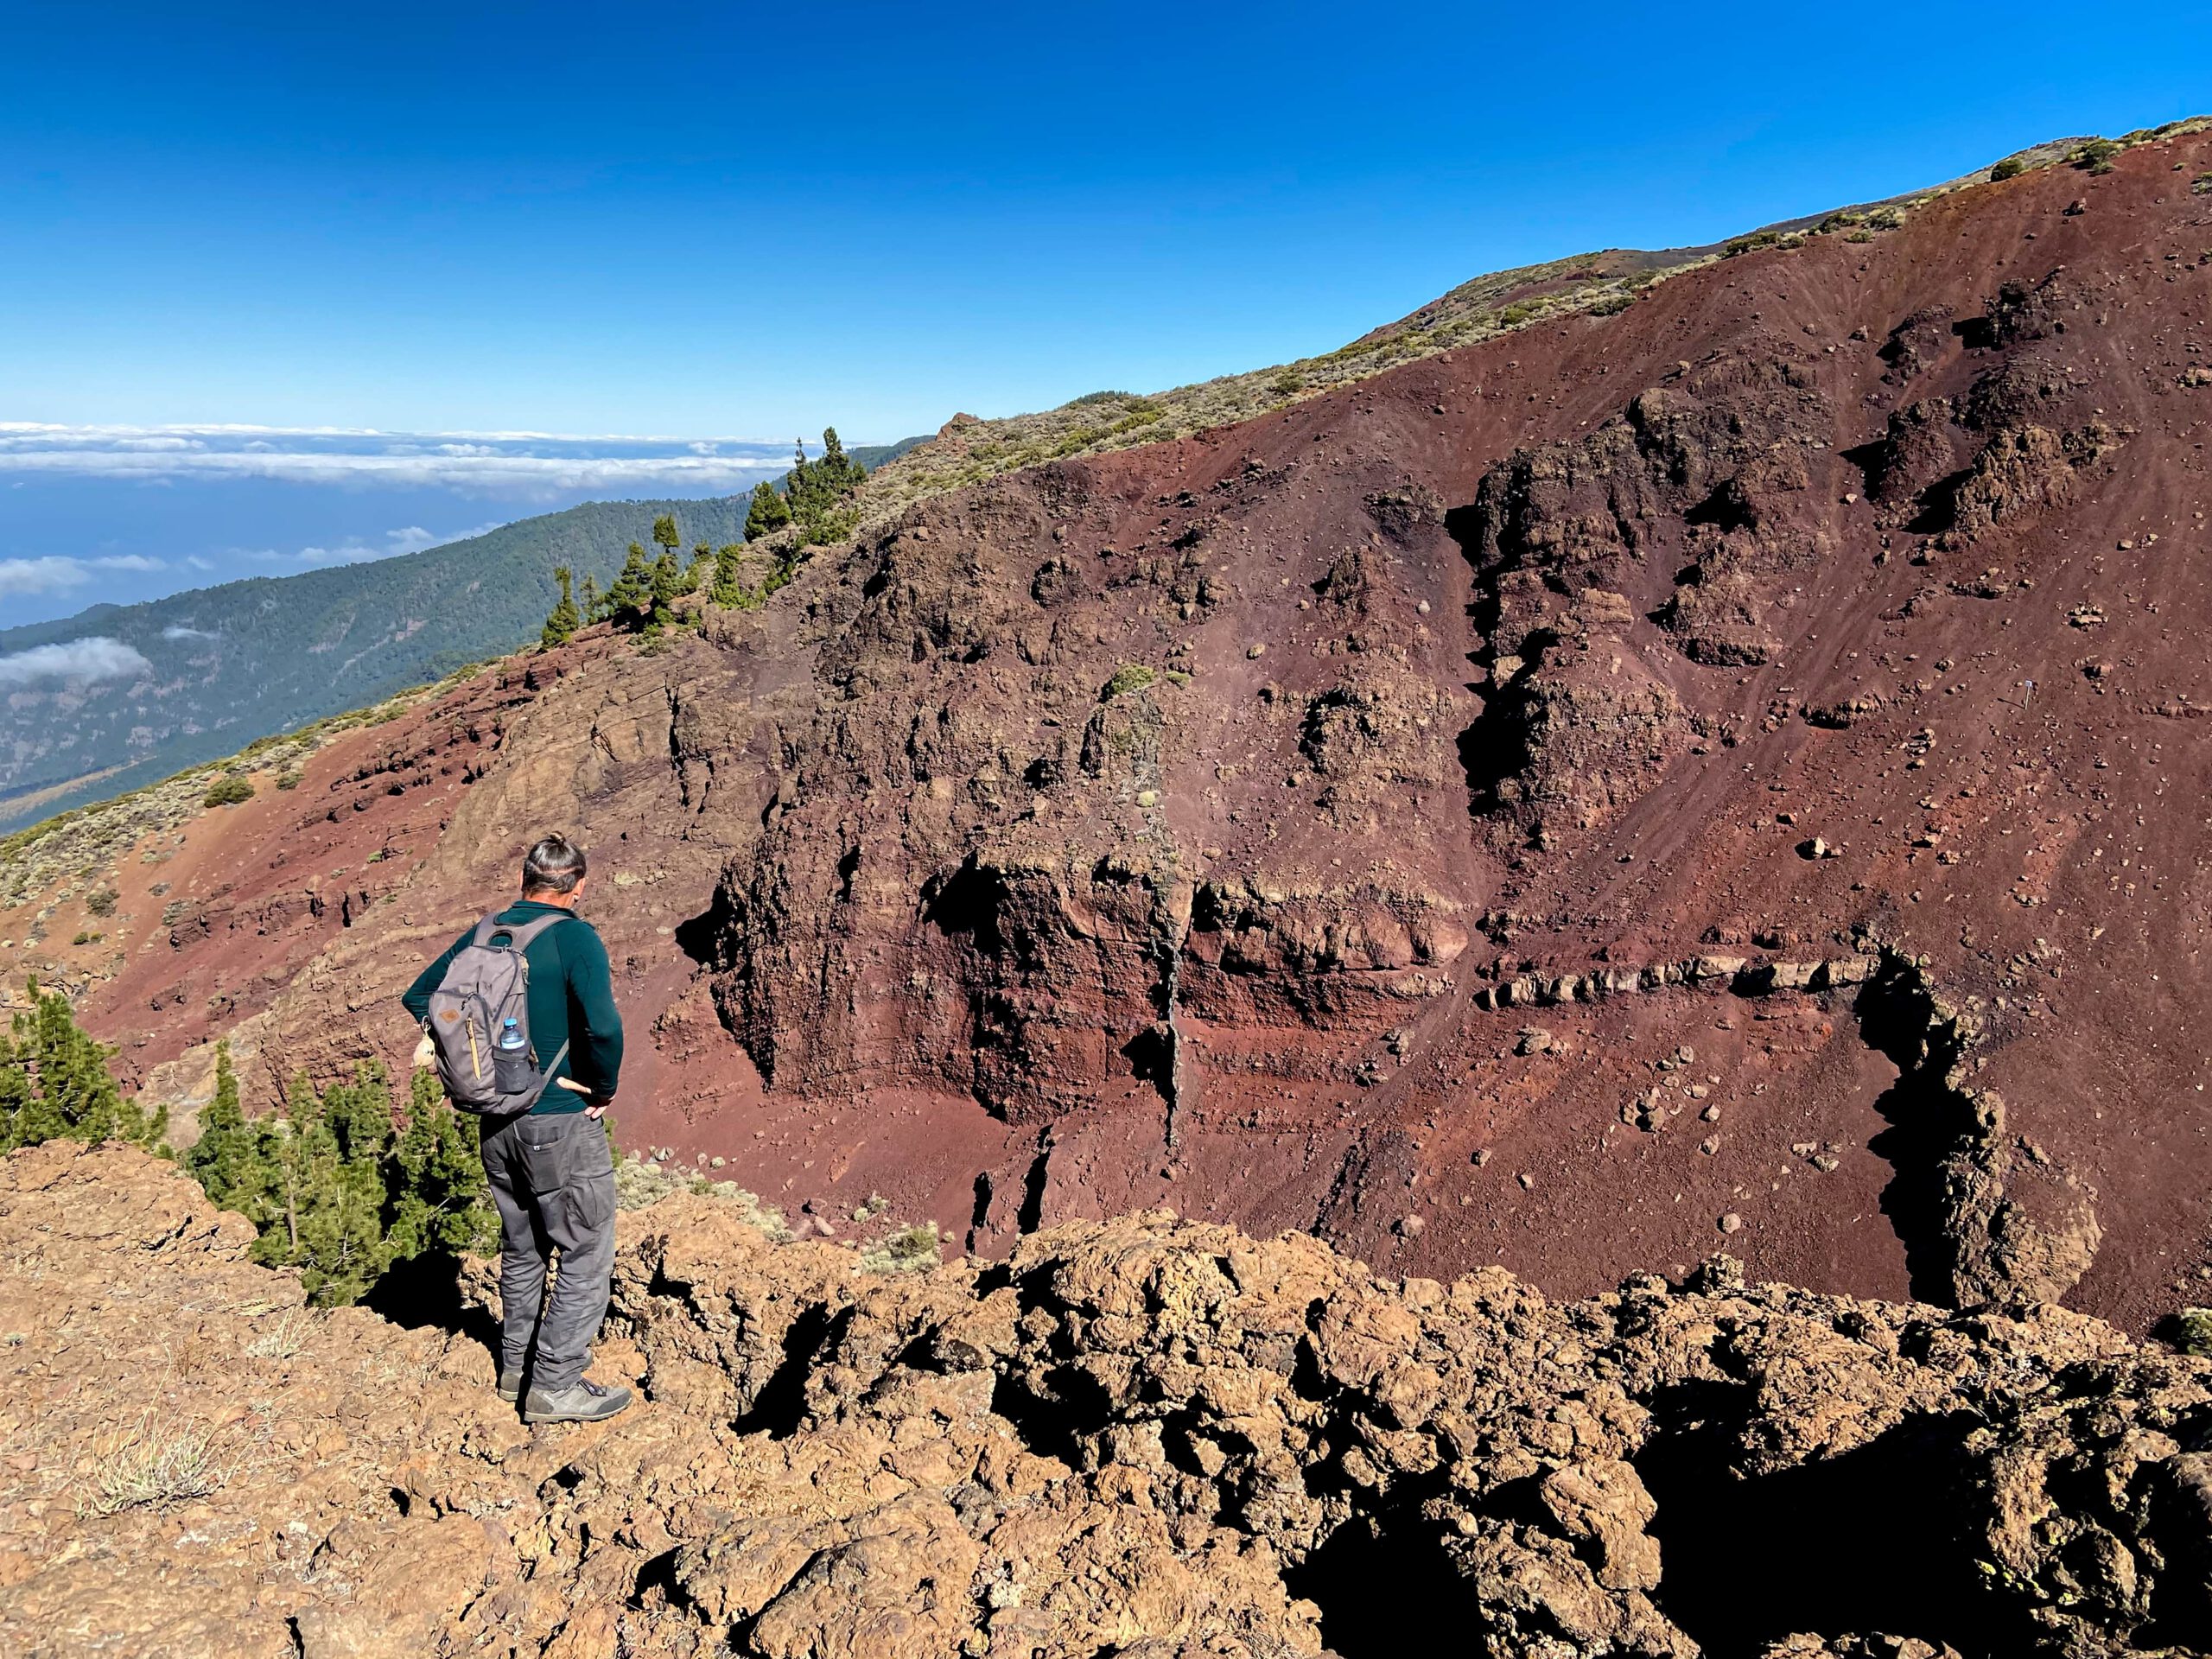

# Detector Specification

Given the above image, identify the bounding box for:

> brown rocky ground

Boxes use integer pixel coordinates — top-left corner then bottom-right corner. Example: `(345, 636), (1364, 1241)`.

(8, 129), (2212, 1339)
(10, 1140), (2212, 1658)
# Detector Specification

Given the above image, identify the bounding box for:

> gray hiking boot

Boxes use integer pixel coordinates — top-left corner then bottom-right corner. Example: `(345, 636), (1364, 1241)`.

(496, 1369), (524, 1404)
(523, 1376), (633, 1425)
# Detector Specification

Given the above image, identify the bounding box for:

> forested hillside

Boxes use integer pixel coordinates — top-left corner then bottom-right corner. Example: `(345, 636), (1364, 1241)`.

(0, 437), (926, 830)
(0, 495), (747, 828)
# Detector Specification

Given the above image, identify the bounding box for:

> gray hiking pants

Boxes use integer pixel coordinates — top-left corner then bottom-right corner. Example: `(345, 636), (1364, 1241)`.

(480, 1109), (617, 1395)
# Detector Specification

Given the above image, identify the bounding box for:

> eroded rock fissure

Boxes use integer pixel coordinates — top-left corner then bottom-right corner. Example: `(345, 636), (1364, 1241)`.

(1411, 935), (2100, 1309)
(1014, 1129), (1052, 1235)
(1852, 945), (2101, 1308)
(1157, 906), (1192, 1151)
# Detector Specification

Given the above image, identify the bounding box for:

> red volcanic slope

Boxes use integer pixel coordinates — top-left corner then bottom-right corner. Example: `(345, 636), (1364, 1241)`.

(22, 132), (2212, 1336)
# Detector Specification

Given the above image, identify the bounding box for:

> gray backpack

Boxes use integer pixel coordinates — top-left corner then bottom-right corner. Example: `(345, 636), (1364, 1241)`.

(423, 912), (572, 1116)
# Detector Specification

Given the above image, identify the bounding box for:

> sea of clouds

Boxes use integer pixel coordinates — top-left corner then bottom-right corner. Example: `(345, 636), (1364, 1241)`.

(0, 424), (807, 620)
(0, 423), (798, 493)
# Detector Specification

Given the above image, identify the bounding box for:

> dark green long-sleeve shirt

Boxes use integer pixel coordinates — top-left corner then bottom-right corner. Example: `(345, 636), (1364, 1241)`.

(401, 901), (623, 1115)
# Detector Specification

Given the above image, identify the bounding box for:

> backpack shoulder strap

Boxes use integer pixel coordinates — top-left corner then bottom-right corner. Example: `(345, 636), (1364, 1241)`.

(501, 912), (575, 952)
(469, 912), (510, 948)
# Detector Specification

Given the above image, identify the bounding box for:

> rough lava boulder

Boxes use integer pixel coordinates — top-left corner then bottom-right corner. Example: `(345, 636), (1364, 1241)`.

(8, 1142), (2212, 1657)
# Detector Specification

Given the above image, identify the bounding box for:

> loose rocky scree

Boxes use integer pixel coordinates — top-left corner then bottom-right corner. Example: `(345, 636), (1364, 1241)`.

(7, 1142), (2212, 1658)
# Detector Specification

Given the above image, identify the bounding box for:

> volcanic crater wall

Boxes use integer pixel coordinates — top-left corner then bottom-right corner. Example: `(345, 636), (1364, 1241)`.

(24, 128), (2212, 1337)
(678, 130), (2212, 1329)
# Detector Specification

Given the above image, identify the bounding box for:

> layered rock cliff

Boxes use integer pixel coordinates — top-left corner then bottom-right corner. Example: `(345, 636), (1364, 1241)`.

(9, 127), (2212, 1337)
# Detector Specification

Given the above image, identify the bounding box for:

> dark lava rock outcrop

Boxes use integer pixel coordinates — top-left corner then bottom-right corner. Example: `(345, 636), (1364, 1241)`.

(10, 1141), (2212, 1658)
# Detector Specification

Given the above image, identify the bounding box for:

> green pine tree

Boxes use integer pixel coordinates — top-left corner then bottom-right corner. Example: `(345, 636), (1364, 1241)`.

(250, 1067), (393, 1306)
(540, 565), (582, 649)
(709, 543), (753, 608)
(785, 429), (868, 549)
(683, 544), (714, 595)
(385, 1069), (498, 1261)
(652, 512), (683, 559)
(744, 479), (791, 541)
(579, 572), (603, 623)
(321, 1063), (393, 1164)
(603, 543), (654, 629)
(304, 1110), (391, 1305)
(1, 978), (161, 1150)
(0, 1022), (41, 1152)
(647, 549), (684, 633)
(249, 1075), (321, 1272)
(182, 1040), (254, 1208)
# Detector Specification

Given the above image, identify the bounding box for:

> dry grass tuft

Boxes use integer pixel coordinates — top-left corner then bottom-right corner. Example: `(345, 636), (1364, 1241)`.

(244, 1306), (314, 1360)
(613, 1153), (793, 1241)
(81, 1412), (231, 1516)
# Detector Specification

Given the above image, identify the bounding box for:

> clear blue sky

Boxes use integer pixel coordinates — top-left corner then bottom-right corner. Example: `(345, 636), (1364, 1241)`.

(3, 2), (2207, 443)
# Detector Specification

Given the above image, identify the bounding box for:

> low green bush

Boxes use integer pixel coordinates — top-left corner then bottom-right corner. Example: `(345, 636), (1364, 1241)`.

(1101, 664), (1157, 701)
(1725, 229), (1785, 257)
(2164, 1307), (2212, 1357)
(1054, 425), (1109, 457)
(2071, 137), (2121, 175)
(202, 775), (254, 808)
(860, 1222), (942, 1273)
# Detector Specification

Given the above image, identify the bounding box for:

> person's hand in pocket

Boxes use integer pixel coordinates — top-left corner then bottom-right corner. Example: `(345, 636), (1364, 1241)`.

(554, 1076), (608, 1119)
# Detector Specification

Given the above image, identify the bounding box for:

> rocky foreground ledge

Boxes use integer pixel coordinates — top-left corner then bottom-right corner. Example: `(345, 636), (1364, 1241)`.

(3, 1144), (2209, 1658)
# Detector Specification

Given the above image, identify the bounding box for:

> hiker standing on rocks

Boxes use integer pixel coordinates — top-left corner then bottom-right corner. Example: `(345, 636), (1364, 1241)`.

(402, 833), (632, 1425)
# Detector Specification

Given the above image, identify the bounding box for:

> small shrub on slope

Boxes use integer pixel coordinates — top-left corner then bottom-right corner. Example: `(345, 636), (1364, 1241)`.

(859, 1221), (943, 1274)
(539, 564), (582, 648)
(1102, 664), (1158, 700)
(0, 977), (166, 1153)
(186, 1046), (497, 1307)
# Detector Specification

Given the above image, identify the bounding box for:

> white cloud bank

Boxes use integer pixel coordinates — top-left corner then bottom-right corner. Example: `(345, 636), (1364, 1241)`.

(0, 554), (166, 596)
(0, 637), (153, 687)
(0, 423), (802, 499)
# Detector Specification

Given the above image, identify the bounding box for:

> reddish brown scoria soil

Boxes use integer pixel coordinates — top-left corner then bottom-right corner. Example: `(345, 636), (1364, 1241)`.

(11, 131), (2212, 1336)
